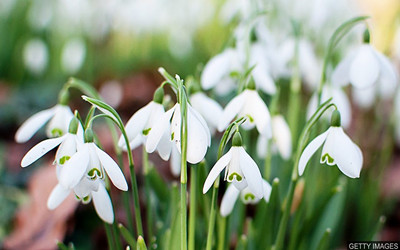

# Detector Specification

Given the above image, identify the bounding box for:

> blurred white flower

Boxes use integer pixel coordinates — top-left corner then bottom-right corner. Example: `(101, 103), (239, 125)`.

(190, 92), (223, 134)
(299, 111), (363, 178)
(306, 85), (352, 128)
(146, 103), (210, 164)
(15, 104), (75, 143)
(332, 44), (397, 91)
(257, 115), (292, 160)
(61, 38), (86, 74)
(218, 89), (272, 137)
(249, 43), (277, 94)
(220, 179), (271, 217)
(23, 38), (48, 75)
(203, 132), (264, 198)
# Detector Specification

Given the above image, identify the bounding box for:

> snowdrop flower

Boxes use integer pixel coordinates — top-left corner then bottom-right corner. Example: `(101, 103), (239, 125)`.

(220, 179), (272, 217)
(203, 132), (264, 198)
(332, 31), (397, 92)
(146, 102), (210, 164)
(257, 115), (292, 160)
(306, 85), (351, 128)
(249, 43), (277, 95)
(298, 110), (363, 178)
(48, 175), (115, 223)
(118, 88), (172, 161)
(61, 38), (86, 75)
(15, 103), (75, 143)
(59, 129), (128, 192)
(218, 85), (272, 137)
(21, 117), (83, 168)
(201, 48), (240, 94)
(190, 91), (223, 134)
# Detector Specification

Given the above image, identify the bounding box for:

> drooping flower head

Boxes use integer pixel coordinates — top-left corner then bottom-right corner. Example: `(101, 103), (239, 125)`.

(203, 132), (264, 198)
(220, 179), (272, 217)
(298, 110), (363, 178)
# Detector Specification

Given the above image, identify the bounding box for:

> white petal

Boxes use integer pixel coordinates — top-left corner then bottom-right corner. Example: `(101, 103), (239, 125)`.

(47, 184), (71, 210)
(201, 48), (236, 90)
(349, 45), (379, 89)
(146, 106), (174, 153)
(218, 92), (246, 132)
(118, 102), (153, 148)
(298, 129), (329, 176)
(74, 177), (99, 198)
(156, 129), (172, 161)
(15, 106), (56, 143)
(256, 134), (268, 158)
(238, 147), (263, 199)
(21, 136), (65, 167)
(327, 127), (363, 178)
(203, 149), (232, 194)
(331, 52), (355, 87)
(374, 51), (398, 99)
(251, 65), (276, 95)
(92, 183), (114, 224)
(55, 134), (77, 166)
(242, 90), (272, 137)
(170, 145), (181, 177)
(186, 105), (210, 164)
(46, 105), (74, 138)
(95, 145), (128, 191)
(352, 86), (376, 109)
(190, 92), (223, 134)
(60, 144), (90, 189)
(272, 115), (292, 160)
(220, 184), (240, 217)
(262, 179), (272, 202)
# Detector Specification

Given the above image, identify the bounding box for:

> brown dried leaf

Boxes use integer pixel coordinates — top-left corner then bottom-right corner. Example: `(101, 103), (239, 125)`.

(3, 163), (77, 250)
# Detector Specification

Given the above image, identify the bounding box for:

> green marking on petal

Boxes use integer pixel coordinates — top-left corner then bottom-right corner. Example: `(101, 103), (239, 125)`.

(75, 195), (80, 200)
(59, 156), (71, 165)
(82, 195), (90, 204)
(51, 128), (64, 137)
(171, 132), (175, 141)
(228, 172), (243, 182)
(322, 153), (335, 165)
(88, 168), (101, 179)
(244, 193), (256, 201)
(246, 114), (254, 123)
(142, 128), (151, 136)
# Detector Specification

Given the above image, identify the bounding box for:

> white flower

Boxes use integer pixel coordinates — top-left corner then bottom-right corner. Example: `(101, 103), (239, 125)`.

(220, 179), (271, 217)
(190, 92), (223, 134)
(257, 115), (292, 160)
(146, 103), (211, 164)
(298, 113), (363, 178)
(15, 104), (75, 143)
(59, 139), (128, 192)
(332, 44), (397, 92)
(201, 48), (240, 94)
(61, 38), (86, 74)
(23, 38), (48, 75)
(306, 85), (352, 128)
(118, 100), (172, 161)
(47, 178), (115, 223)
(21, 131), (83, 168)
(218, 89), (272, 137)
(249, 43), (277, 95)
(203, 134), (264, 198)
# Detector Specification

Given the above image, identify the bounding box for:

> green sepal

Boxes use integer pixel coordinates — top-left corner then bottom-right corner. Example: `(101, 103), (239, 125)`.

(85, 128), (94, 143)
(153, 87), (164, 104)
(330, 110), (341, 127)
(363, 28), (370, 44)
(68, 117), (79, 134)
(232, 132), (243, 147)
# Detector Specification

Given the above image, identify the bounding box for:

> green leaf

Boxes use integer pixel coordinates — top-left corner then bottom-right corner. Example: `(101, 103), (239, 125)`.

(136, 236), (147, 250)
(119, 223), (136, 248)
(316, 228), (331, 250)
(82, 95), (122, 126)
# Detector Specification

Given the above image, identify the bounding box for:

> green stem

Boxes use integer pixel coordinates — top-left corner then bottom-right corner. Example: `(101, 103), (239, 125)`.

(189, 167), (197, 250)
(105, 223), (116, 250)
(112, 221), (122, 250)
(217, 216), (227, 250)
(206, 180), (219, 250)
(180, 88), (189, 250)
(143, 149), (153, 243)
